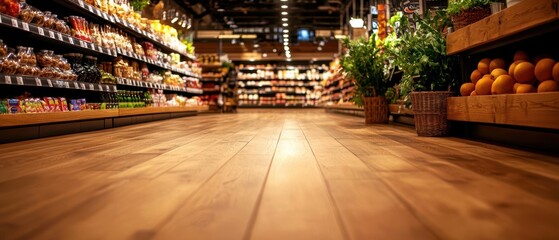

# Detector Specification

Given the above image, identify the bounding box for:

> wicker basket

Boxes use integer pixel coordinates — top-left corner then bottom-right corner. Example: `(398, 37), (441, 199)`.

(451, 6), (491, 30)
(410, 91), (452, 137)
(363, 96), (389, 124)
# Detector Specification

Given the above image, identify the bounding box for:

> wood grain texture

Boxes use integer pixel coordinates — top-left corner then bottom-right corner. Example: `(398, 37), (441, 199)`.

(0, 109), (119, 127)
(447, 93), (559, 129)
(0, 109), (558, 239)
(446, 0), (558, 55)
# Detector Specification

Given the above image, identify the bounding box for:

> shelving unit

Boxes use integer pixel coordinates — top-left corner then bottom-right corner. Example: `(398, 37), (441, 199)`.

(236, 63), (325, 107)
(446, 0), (559, 132)
(198, 61), (224, 109)
(0, 0), (205, 142)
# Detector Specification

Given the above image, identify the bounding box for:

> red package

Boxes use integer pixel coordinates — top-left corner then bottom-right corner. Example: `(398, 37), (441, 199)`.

(59, 97), (69, 112)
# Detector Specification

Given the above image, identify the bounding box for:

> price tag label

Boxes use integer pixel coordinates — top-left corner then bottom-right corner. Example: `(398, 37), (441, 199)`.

(116, 48), (121, 54)
(115, 18), (121, 23)
(89, 84), (94, 90)
(109, 16), (115, 23)
(16, 76), (23, 85)
(80, 83), (86, 90)
(22, 22), (30, 31)
(57, 33), (63, 41)
(98, 85), (103, 91)
(48, 30), (55, 39)
(37, 27), (44, 36)
(65, 82), (70, 88)
(11, 18), (18, 28)
(47, 79), (53, 87)
(102, 12), (108, 19)
(73, 82), (79, 89)
(90, 43), (95, 50)
(0, 15), (2, 23)
(87, 5), (93, 12)
(68, 37), (74, 45)
(4, 75), (12, 84)
(123, 21), (129, 28)
(107, 49), (112, 55)
(78, 0), (85, 7)
(95, 9), (101, 16)
(35, 78), (42, 86)
(113, 86), (117, 92)
(105, 85), (110, 91)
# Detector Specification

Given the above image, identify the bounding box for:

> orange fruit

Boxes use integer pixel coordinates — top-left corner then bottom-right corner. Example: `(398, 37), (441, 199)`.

(483, 74), (493, 80)
(537, 80), (559, 92)
(516, 84), (536, 94)
(492, 75), (515, 95)
(514, 62), (535, 84)
(513, 51), (530, 62)
(533, 54), (553, 65)
(513, 83), (521, 92)
(470, 70), (483, 84)
(470, 90), (477, 96)
(508, 60), (525, 79)
(535, 58), (556, 82)
(478, 58), (491, 75)
(475, 77), (494, 95)
(490, 68), (508, 79)
(460, 83), (475, 96)
(490, 58), (506, 72)
(553, 62), (559, 81)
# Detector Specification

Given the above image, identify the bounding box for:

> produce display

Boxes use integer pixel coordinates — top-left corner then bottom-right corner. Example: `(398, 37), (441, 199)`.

(0, 0), (20, 17)
(116, 89), (202, 108)
(460, 51), (559, 96)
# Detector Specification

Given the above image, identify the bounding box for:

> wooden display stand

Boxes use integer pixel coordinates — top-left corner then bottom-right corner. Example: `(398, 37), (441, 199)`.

(446, 0), (559, 150)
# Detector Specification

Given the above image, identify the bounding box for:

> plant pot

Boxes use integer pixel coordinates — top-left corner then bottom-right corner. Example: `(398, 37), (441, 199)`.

(410, 91), (452, 136)
(363, 96), (389, 124)
(451, 6), (491, 30)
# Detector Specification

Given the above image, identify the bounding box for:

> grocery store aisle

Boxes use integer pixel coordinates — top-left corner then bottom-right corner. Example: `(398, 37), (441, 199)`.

(1, 109), (559, 240)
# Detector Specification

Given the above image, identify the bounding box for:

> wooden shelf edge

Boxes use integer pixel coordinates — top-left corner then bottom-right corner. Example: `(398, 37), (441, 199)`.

(389, 103), (413, 115)
(324, 104), (363, 111)
(447, 92), (559, 130)
(0, 109), (119, 128)
(446, 0), (558, 55)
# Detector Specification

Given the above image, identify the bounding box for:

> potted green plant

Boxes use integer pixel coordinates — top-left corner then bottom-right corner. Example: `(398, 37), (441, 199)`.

(447, 0), (496, 30)
(396, 11), (459, 136)
(340, 35), (390, 124)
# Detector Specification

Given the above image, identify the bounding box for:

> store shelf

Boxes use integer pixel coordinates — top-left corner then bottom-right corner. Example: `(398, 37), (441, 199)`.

(199, 64), (223, 68)
(115, 48), (200, 78)
(0, 13), (116, 56)
(447, 93), (559, 130)
(446, 0), (559, 55)
(118, 106), (206, 117)
(1, 74), (117, 92)
(202, 89), (221, 94)
(115, 77), (202, 94)
(0, 109), (119, 127)
(324, 104), (362, 111)
(55, 0), (195, 60)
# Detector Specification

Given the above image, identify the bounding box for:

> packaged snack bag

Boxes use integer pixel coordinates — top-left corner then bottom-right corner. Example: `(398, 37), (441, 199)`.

(8, 99), (21, 114)
(60, 97), (69, 111)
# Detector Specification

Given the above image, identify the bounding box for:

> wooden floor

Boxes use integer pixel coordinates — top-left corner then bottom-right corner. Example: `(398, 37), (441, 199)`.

(1, 109), (559, 240)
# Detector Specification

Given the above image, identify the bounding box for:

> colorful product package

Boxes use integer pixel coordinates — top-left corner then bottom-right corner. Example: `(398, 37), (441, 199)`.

(80, 98), (86, 110)
(8, 99), (21, 114)
(0, 100), (9, 114)
(59, 97), (69, 112)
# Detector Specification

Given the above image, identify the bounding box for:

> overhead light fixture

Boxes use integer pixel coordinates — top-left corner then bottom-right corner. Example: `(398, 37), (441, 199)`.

(282, 23), (288, 27)
(281, 0), (288, 1)
(349, 17), (364, 28)
(262, 53), (268, 57)
(283, 42), (288, 46)
(281, 11), (288, 15)
(254, 44), (260, 48)
(284, 46), (289, 51)
(334, 34), (348, 39)
(281, 5), (288, 8)
(283, 34), (288, 38)
(273, 48), (277, 53)
(282, 18), (288, 21)
(217, 8), (225, 12)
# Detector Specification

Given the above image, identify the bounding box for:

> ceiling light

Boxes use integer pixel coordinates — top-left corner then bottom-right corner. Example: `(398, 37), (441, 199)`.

(282, 23), (288, 27)
(283, 34), (289, 38)
(281, 11), (288, 15)
(286, 58), (291, 61)
(282, 18), (288, 21)
(283, 29), (289, 33)
(281, 0), (287, 1)
(283, 42), (288, 46)
(254, 44), (259, 48)
(284, 46), (289, 51)
(273, 49), (277, 53)
(217, 9), (225, 12)
(349, 17), (364, 28)
(281, 5), (288, 8)
(262, 53), (268, 57)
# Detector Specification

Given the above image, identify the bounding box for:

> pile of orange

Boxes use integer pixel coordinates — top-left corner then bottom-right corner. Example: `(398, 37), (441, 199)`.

(460, 51), (559, 96)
